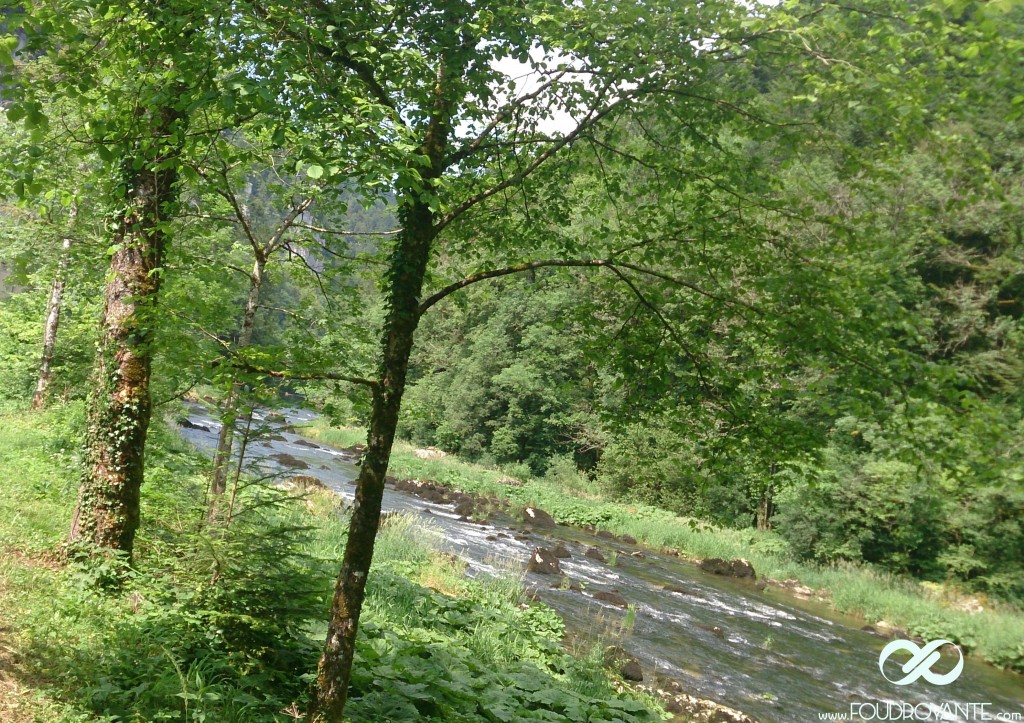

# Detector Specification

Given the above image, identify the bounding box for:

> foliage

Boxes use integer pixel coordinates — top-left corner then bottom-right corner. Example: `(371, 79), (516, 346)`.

(403, 277), (601, 474)
(0, 0), (1022, 714)
(0, 408), (661, 720)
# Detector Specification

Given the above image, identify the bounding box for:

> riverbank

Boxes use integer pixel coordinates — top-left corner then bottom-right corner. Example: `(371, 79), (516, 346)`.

(0, 404), (665, 722)
(303, 420), (1024, 675)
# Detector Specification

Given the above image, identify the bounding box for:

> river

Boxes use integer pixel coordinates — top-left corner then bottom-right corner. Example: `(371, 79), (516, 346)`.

(177, 404), (1024, 723)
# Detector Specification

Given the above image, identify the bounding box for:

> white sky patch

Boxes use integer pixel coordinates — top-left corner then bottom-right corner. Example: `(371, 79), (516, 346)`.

(488, 50), (579, 136)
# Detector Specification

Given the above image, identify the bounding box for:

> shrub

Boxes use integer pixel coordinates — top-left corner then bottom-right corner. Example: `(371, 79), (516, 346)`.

(777, 456), (949, 577)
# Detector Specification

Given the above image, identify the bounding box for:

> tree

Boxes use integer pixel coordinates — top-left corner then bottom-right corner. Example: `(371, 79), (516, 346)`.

(2, 0), (236, 555)
(241, 0), (784, 717)
(30, 195), (74, 408)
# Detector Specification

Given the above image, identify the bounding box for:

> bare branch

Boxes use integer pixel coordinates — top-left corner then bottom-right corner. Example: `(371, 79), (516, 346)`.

(284, 242), (334, 311)
(266, 196), (316, 255)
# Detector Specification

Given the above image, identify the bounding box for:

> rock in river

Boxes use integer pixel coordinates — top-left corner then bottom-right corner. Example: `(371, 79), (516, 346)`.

(552, 543), (572, 559)
(699, 557), (756, 580)
(593, 590), (628, 608)
(521, 506), (556, 528)
(526, 547), (562, 575)
(271, 452), (309, 470)
(584, 546), (606, 563)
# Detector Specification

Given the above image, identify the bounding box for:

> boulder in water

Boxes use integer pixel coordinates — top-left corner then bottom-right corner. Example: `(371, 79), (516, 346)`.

(584, 546), (606, 563)
(552, 543), (572, 559)
(699, 557), (756, 580)
(593, 590), (628, 608)
(521, 506), (556, 528)
(180, 419), (210, 432)
(271, 452), (309, 470)
(595, 529), (617, 540)
(526, 547), (562, 575)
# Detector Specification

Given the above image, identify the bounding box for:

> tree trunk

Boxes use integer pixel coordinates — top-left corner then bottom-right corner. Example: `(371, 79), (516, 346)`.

(756, 483), (775, 532)
(306, 199), (436, 722)
(31, 205), (75, 409)
(68, 107), (182, 556)
(210, 255), (265, 500)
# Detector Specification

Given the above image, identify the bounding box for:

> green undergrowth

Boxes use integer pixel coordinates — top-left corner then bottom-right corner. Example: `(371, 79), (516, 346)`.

(305, 421), (1024, 674)
(0, 404), (663, 722)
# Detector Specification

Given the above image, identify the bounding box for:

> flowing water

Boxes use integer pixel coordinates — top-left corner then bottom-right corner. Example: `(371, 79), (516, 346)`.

(178, 405), (1024, 723)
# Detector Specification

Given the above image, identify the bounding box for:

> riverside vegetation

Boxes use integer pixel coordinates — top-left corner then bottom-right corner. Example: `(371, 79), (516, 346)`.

(0, 403), (664, 722)
(306, 421), (1024, 675)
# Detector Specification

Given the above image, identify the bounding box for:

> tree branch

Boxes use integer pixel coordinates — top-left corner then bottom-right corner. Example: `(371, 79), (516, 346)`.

(417, 256), (895, 385)
(418, 259), (613, 315)
(291, 222), (401, 236)
(445, 69), (570, 167)
(435, 89), (625, 232)
(221, 358), (379, 389)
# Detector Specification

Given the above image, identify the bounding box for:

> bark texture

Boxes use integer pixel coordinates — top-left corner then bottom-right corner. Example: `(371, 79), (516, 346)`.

(68, 108), (182, 555)
(306, 36), (458, 722)
(31, 212), (74, 410)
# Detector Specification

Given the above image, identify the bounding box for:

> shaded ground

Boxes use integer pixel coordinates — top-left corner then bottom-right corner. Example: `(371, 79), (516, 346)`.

(0, 550), (64, 723)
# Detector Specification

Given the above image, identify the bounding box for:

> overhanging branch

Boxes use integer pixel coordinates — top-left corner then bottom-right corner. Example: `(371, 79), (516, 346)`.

(417, 256), (894, 384)
(417, 259), (613, 315)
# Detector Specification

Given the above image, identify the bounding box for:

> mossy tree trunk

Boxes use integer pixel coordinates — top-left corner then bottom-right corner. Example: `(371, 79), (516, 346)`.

(306, 197), (436, 722)
(68, 107), (183, 556)
(306, 55), (454, 710)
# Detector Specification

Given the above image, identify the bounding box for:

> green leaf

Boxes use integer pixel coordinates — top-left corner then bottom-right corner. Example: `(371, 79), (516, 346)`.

(305, 164), (324, 180)
(5, 104), (25, 123)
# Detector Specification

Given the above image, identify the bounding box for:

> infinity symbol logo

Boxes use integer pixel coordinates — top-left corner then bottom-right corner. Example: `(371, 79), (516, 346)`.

(878, 639), (964, 686)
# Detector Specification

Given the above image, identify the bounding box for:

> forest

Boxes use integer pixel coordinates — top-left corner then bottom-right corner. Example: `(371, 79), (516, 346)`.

(0, 0), (1021, 721)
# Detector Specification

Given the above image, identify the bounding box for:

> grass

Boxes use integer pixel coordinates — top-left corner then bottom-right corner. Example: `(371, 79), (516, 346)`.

(0, 403), (665, 722)
(303, 420), (1024, 674)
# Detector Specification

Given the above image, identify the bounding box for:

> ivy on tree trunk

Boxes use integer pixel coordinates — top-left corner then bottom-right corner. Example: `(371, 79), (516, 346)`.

(68, 107), (183, 556)
(307, 199), (436, 721)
